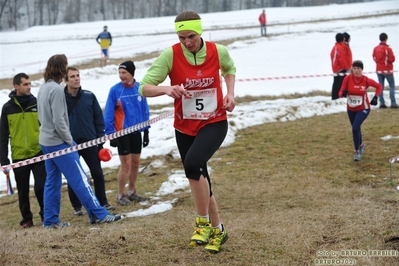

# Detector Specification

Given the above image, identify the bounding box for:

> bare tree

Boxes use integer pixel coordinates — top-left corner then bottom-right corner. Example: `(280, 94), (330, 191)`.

(86, 0), (95, 21)
(110, 0), (116, 19)
(6, 0), (23, 30)
(100, 0), (105, 20)
(0, 0), (381, 31)
(45, 0), (59, 25)
(37, 0), (43, 24)
(75, 0), (81, 22)
(163, 0), (177, 16)
(24, 0), (31, 26)
(0, 0), (10, 26)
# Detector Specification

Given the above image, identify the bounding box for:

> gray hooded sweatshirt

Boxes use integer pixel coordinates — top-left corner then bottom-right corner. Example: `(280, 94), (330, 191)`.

(37, 80), (73, 146)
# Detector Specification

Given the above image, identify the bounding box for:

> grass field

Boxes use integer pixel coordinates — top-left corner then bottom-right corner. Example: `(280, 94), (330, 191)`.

(1, 96), (399, 265)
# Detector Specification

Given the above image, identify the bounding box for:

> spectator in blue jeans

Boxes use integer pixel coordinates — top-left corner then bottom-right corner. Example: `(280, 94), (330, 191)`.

(372, 33), (397, 108)
(37, 54), (122, 228)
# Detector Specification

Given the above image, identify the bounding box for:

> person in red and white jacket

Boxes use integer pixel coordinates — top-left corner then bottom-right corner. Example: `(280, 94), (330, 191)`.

(331, 33), (351, 100)
(339, 60), (382, 161)
(258, 9), (267, 37)
(372, 32), (397, 108)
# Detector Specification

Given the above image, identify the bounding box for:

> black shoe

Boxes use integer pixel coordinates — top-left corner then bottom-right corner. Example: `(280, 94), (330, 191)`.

(391, 103), (399, 108)
(127, 192), (148, 203)
(103, 203), (116, 211)
(380, 104), (387, 108)
(74, 208), (84, 216)
(21, 220), (34, 228)
(94, 214), (123, 224)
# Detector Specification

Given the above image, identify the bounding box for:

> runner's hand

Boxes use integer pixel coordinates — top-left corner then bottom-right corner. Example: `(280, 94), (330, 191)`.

(143, 130), (149, 148)
(222, 94), (235, 112)
(110, 139), (118, 147)
(166, 84), (187, 99)
(370, 95), (378, 106)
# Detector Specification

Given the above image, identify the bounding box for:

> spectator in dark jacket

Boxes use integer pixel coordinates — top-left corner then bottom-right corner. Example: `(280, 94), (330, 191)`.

(64, 67), (115, 216)
(0, 73), (46, 228)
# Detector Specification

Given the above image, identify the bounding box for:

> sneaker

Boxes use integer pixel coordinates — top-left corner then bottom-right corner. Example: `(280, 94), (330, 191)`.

(74, 207), (84, 216)
(391, 103), (399, 108)
(21, 220), (34, 228)
(359, 143), (366, 156)
(204, 225), (229, 254)
(43, 222), (70, 229)
(380, 104), (387, 108)
(127, 192), (147, 203)
(189, 217), (212, 246)
(117, 194), (132, 206)
(353, 151), (361, 161)
(103, 203), (116, 211)
(94, 214), (123, 224)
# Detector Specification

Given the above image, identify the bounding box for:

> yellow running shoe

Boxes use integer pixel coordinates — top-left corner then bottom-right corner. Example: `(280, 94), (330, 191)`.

(189, 217), (212, 246)
(204, 225), (229, 254)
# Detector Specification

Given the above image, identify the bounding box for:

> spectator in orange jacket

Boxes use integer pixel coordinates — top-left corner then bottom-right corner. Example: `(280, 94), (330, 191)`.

(258, 9), (266, 37)
(372, 33), (397, 108)
(330, 33), (350, 100)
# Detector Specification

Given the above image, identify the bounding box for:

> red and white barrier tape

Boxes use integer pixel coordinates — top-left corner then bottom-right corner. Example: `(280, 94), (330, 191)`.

(1, 110), (174, 172)
(236, 70), (398, 82)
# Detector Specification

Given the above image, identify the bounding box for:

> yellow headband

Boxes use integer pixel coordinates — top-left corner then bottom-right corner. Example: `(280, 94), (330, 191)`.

(175, 19), (203, 35)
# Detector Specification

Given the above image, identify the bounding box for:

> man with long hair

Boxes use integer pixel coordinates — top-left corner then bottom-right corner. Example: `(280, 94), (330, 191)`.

(37, 54), (122, 228)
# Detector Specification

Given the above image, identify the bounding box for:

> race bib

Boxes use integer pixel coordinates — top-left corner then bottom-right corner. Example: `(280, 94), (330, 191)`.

(182, 88), (217, 120)
(347, 95), (362, 108)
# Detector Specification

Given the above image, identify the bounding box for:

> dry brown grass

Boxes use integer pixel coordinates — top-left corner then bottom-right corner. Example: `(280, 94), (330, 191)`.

(1, 103), (399, 265)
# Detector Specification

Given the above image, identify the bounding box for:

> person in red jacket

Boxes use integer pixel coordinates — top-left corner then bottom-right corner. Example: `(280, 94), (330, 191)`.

(338, 60), (382, 161)
(372, 32), (397, 108)
(258, 9), (266, 37)
(343, 32), (352, 73)
(330, 33), (350, 100)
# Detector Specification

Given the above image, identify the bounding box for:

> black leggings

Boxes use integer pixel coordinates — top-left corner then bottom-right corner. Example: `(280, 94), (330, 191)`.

(175, 120), (228, 196)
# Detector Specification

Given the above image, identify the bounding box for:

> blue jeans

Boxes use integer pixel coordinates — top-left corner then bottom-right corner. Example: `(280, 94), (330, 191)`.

(260, 24), (266, 36)
(41, 142), (109, 225)
(347, 109), (370, 151)
(377, 73), (396, 105)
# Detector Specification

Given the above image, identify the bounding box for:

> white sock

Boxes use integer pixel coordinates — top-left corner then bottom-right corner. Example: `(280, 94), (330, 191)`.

(214, 223), (223, 232)
(127, 190), (135, 196)
(198, 214), (209, 222)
